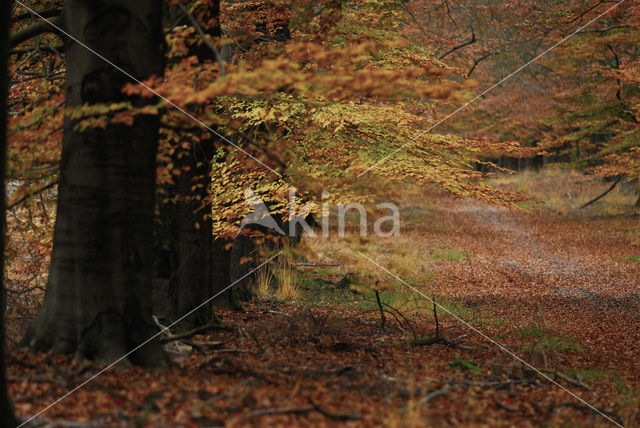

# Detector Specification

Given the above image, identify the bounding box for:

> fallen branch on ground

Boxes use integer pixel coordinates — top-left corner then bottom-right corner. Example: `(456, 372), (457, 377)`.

(158, 318), (227, 344)
(540, 369), (592, 390)
(246, 397), (362, 420)
(543, 401), (623, 425)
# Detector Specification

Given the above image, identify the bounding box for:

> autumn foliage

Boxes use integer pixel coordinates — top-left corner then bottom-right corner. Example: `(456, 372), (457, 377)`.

(4, 0), (640, 426)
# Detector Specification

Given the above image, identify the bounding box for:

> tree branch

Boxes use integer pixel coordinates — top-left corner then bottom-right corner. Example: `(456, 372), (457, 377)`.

(576, 24), (629, 34)
(7, 181), (58, 210)
(466, 52), (492, 78)
(12, 8), (60, 23)
(159, 319), (226, 343)
(438, 27), (475, 60)
(580, 175), (623, 209)
(10, 15), (63, 48)
(177, 3), (226, 75)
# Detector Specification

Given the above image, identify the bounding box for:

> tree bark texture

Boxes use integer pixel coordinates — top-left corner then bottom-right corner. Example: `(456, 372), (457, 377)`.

(22, 0), (168, 367)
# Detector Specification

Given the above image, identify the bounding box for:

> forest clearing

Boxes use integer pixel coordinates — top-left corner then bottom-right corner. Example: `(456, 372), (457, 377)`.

(2, 0), (640, 427)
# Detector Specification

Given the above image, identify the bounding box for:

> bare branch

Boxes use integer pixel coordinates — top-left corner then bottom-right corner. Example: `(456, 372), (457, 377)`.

(580, 175), (623, 209)
(466, 52), (492, 78)
(576, 24), (629, 34)
(442, 0), (457, 26)
(438, 27), (475, 60)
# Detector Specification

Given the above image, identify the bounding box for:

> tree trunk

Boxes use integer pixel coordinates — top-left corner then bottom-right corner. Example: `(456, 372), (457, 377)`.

(211, 237), (234, 308)
(153, 1), (229, 326)
(1, 1), (18, 424)
(153, 138), (219, 326)
(22, 0), (168, 367)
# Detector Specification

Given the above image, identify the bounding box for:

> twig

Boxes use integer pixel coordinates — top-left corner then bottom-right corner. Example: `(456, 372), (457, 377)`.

(432, 296), (440, 338)
(576, 25), (629, 34)
(307, 396), (363, 420)
(295, 262), (340, 267)
(416, 387), (449, 406)
(10, 16), (64, 48)
(377, 300), (417, 339)
(375, 287), (386, 331)
(12, 8), (61, 23)
(246, 407), (315, 418)
(246, 397), (362, 421)
(540, 370), (592, 390)
(495, 401), (516, 412)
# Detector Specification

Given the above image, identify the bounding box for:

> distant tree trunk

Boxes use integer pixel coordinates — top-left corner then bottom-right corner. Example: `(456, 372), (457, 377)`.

(1, 1), (18, 424)
(211, 237), (233, 307)
(153, 0), (231, 325)
(21, 1), (168, 367)
(153, 133), (219, 326)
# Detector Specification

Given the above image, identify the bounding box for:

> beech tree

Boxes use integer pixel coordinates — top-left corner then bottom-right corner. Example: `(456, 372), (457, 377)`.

(20, 0), (168, 367)
(1, 1), (18, 425)
(153, 0), (225, 329)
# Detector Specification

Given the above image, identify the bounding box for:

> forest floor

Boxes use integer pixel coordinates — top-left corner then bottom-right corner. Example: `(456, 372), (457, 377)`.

(7, 170), (640, 427)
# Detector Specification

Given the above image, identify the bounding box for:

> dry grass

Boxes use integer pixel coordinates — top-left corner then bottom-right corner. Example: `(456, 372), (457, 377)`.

(255, 253), (301, 301)
(254, 263), (274, 299)
(487, 168), (639, 216)
(274, 257), (300, 300)
(384, 387), (424, 428)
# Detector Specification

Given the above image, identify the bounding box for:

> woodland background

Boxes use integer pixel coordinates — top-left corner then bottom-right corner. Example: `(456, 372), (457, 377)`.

(1, 0), (640, 426)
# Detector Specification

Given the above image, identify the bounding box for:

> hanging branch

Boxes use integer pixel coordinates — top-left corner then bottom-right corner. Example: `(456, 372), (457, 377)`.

(438, 27), (475, 60)
(177, 3), (226, 76)
(442, 0), (457, 26)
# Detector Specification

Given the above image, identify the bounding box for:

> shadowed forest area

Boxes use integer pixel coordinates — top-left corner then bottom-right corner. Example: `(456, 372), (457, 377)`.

(2, 0), (640, 427)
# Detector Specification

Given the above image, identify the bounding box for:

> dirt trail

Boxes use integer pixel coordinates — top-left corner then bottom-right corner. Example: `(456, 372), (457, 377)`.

(430, 196), (640, 379)
(458, 203), (639, 302)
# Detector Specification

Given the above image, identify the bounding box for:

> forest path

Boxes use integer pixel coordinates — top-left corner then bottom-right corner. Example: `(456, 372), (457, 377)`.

(427, 194), (640, 378)
(426, 194), (640, 300)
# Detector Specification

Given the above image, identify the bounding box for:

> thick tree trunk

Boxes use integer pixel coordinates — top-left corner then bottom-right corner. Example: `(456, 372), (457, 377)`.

(22, 1), (168, 367)
(153, 1), (232, 324)
(153, 138), (218, 327)
(1, 1), (18, 425)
